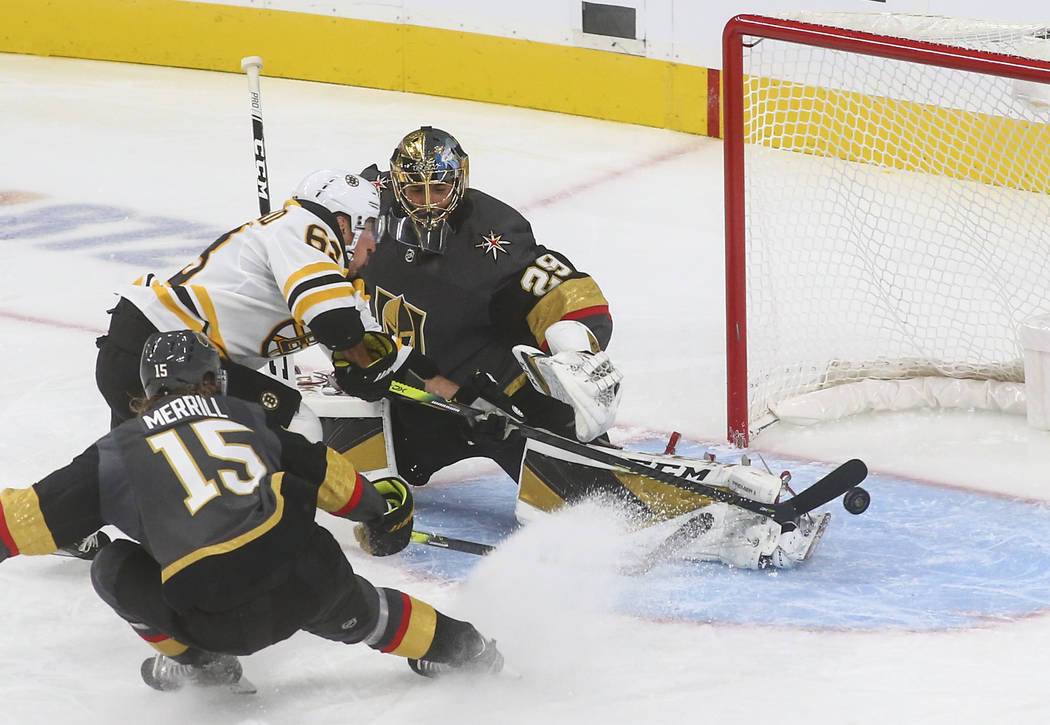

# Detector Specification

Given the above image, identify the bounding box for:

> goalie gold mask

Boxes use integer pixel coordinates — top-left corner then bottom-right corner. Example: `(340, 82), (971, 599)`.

(388, 127), (468, 254)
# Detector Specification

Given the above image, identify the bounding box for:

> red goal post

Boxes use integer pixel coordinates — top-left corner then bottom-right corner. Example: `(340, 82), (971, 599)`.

(723, 13), (1050, 446)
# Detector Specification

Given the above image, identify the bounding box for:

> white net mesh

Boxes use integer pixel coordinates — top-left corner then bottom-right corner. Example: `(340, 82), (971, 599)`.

(734, 13), (1050, 434)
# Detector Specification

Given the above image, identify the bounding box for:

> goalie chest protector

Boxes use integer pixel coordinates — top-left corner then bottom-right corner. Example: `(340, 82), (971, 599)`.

(361, 188), (545, 384)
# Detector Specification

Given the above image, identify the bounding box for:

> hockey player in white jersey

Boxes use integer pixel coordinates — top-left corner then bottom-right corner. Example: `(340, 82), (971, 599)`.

(97, 170), (441, 432)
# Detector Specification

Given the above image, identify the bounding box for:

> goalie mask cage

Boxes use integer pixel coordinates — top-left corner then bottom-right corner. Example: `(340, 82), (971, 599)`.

(723, 13), (1050, 446)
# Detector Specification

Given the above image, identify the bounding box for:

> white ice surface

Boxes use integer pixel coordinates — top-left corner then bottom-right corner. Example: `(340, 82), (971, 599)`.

(2, 52), (1050, 724)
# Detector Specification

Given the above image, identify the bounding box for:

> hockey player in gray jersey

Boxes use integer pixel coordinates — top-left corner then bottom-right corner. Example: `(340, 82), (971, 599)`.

(0, 331), (502, 691)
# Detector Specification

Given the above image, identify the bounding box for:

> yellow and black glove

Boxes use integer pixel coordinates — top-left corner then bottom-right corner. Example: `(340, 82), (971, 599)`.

(354, 477), (414, 556)
(333, 331), (399, 401)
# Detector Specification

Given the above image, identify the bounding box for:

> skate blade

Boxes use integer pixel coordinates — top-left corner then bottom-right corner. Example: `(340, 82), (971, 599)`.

(50, 550), (82, 559)
(51, 548), (95, 560)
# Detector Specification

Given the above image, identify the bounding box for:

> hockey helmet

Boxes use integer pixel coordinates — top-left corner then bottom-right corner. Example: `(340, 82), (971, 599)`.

(292, 170), (380, 261)
(388, 127), (468, 254)
(140, 330), (226, 398)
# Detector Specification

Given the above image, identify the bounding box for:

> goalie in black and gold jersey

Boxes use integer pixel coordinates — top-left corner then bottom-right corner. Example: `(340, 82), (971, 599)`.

(351, 126), (624, 486)
(0, 331), (502, 691)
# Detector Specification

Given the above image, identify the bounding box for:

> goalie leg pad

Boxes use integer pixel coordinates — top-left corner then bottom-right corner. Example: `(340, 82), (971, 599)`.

(671, 506), (831, 570)
(678, 503), (781, 569)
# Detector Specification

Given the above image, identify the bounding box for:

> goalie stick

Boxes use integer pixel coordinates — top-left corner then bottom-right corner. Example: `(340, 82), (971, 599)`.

(386, 380), (868, 524)
(240, 55), (270, 215)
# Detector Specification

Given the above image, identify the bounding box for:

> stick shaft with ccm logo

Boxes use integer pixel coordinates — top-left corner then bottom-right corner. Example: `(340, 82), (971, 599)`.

(240, 56), (270, 215)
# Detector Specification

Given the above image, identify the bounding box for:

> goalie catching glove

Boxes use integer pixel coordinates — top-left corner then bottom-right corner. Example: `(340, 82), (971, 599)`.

(513, 320), (623, 441)
(354, 476), (414, 556)
(333, 331), (435, 401)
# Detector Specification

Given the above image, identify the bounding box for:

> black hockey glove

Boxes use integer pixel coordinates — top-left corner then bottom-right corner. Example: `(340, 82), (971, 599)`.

(332, 331), (399, 401)
(452, 370), (524, 440)
(354, 477), (414, 556)
(453, 370), (522, 415)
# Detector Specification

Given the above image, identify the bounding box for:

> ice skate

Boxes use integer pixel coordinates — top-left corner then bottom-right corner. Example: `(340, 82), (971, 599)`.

(408, 637), (504, 678)
(140, 653), (255, 694)
(53, 531), (111, 560)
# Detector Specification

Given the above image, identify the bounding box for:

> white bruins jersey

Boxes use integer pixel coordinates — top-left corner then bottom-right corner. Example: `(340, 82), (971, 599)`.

(120, 201), (380, 370)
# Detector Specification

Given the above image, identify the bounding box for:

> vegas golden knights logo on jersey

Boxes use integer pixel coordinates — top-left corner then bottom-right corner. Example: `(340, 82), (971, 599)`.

(262, 318), (314, 357)
(373, 286), (427, 353)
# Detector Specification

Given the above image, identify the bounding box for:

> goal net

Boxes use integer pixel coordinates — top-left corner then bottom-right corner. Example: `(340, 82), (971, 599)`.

(723, 13), (1050, 445)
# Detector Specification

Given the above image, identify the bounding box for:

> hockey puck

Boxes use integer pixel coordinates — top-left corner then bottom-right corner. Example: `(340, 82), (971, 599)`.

(842, 486), (870, 515)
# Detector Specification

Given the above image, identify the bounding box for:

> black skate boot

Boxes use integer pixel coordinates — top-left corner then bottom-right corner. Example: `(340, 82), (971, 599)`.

(54, 531), (111, 560)
(408, 637), (504, 678)
(140, 652), (255, 694)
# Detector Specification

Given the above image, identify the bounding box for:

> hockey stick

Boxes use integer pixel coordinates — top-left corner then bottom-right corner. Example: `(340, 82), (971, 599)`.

(240, 55), (270, 215)
(412, 520), (712, 577)
(387, 380), (867, 524)
(620, 510), (714, 576)
(410, 530), (496, 556)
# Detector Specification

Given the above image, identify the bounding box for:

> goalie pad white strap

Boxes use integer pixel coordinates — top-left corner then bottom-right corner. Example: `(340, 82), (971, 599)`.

(513, 345), (623, 441)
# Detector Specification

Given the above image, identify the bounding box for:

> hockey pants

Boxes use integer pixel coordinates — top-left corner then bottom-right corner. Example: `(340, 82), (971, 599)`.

(90, 527), (477, 661)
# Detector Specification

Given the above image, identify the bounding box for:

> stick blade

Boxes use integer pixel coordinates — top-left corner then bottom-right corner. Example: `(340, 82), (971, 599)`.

(773, 458), (868, 523)
(410, 530), (496, 556)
